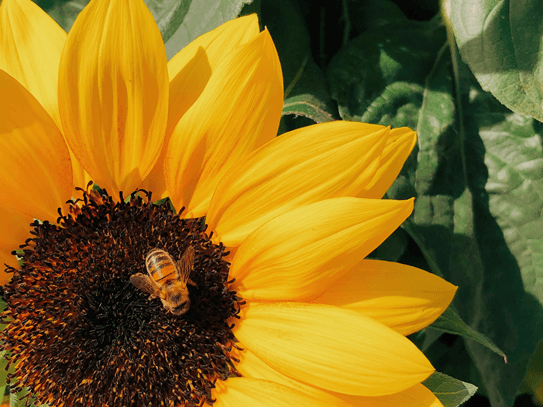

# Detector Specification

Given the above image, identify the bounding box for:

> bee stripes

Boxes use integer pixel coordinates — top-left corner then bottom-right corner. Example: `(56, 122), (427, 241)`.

(146, 249), (177, 283)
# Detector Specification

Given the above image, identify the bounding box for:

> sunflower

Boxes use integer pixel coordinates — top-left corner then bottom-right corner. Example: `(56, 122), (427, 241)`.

(0, 0), (456, 406)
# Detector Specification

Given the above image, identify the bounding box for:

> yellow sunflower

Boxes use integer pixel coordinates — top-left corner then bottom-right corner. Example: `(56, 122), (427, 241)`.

(0, 0), (456, 406)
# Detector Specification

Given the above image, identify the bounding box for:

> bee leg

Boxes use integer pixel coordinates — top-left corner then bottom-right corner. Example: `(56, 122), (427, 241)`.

(188, 279), (198, 288)
(148, 293), (157, 300)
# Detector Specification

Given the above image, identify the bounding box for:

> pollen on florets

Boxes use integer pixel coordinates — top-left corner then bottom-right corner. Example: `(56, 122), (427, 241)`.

(0, 185), (243, 407)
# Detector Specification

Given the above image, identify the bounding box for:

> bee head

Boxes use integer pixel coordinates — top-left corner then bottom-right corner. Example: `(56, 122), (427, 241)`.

(162, 289), (191, 316)
(169, 298), (190, 315)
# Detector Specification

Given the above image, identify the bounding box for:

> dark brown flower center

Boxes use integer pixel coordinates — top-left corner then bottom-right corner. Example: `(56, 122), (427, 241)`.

(1, 185), (243, 407)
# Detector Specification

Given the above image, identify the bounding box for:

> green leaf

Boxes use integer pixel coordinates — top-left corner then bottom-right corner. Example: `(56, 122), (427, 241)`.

(261, 0), (337, 127)
(423, 371), (478, 407)
(282, 93), (335, 124)
(162, 0), (254, 60)
(403, 62), (543, 407)
(449, 0), (543, 122)
(327, 18), (446, 127)
(430, 307), (505, 359)
(329, 11), (543, 406)
(464, 88), (543, 407)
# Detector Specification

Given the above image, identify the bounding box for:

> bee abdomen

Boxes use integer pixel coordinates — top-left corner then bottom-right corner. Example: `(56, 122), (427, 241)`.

(146, 249), (177, 282)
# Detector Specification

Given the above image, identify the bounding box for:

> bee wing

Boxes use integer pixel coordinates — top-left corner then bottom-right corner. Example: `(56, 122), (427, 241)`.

(130, 273), (158, 296)
(176, 246), (195, 283)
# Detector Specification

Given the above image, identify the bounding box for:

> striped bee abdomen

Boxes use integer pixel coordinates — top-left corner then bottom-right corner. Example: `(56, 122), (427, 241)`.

(145, 249), (178, 283)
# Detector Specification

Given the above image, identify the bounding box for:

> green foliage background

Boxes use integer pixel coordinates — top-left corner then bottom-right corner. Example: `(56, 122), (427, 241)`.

(5, 0), (543, 406)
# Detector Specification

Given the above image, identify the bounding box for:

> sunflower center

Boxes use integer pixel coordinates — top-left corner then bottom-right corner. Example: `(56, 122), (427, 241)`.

(1, 186), (242, 407)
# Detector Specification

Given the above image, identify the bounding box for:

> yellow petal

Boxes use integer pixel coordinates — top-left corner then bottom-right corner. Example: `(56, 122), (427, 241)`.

(0, 0), (65, 129)
(213, 377), (347, 407)
(233, 302), (434, 396)
(166, 14), (260, 137)
(235, 349), (348, 404)
(312, 260), (457, 335)
(58, 0), (169, 197)
(0, 206), (34, 283)
(207, 122), (389, 246)
(339, 384), (444, 407)
(236, 349), (443, 407)
(0, 70), (72, 221)
(140, 15), (260, 199)
(165, 29), (283, 217)
(230, 197), (414, 301)
(360, 128), (417, 199)
(0, 0), (91, 190)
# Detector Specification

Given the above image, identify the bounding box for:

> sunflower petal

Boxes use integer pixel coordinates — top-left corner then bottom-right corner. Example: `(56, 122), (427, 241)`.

(339, 384), (444, 407)
(233, 302), (434, 396)
(140, 15), (260, 199)
(230, 197), (414, 301)
(0, 206), (33, 281)
(166, 14), (260, 137)
(360, 128), (417, 199)
(0, 0), (91, 190)
(0, 70), (72, 221)
(234, 349), (347, 404)
(207, 122), (389, 246)
(58, 0), (168, 197)
(165, 29), (283, 217)
(312, 260), (457, 335)
(236, 349), (443, 407)
(212, 377), (347, 407)
(0, 0), (66, 128)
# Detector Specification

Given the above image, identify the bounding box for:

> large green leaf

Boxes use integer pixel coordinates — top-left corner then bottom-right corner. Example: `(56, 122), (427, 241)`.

(328, 13), (543, 407)
(407, 51), (543, 407)
(449, 0), (543, 122)
(327, 17), (446, 127)
(464, 88), (543, 407)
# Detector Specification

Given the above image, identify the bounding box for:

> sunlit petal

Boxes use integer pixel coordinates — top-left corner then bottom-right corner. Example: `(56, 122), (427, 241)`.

(213, 377), (347, 407)
(0, 0), (65, 128)
(230, 197), (414, 301)
(0, 0), (90, 189)
(233, 302), (434, 396)
(339, 384), (444, 407)
(0, 70), (72, 222)
(58, 0), (168, 197)
(165, 29), (283, 217)
(166, 14), (260, 137)
(140, 15), (260, 199)
(236, 349), (443, 407)
(360, 128), (417, 198)
(234, 349), (347, 404)
(312, 260), (457, 335)
(208, 122), (388, 246)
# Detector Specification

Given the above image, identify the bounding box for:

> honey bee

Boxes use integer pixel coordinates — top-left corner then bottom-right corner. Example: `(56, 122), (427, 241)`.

(130, 246), (196, 315)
